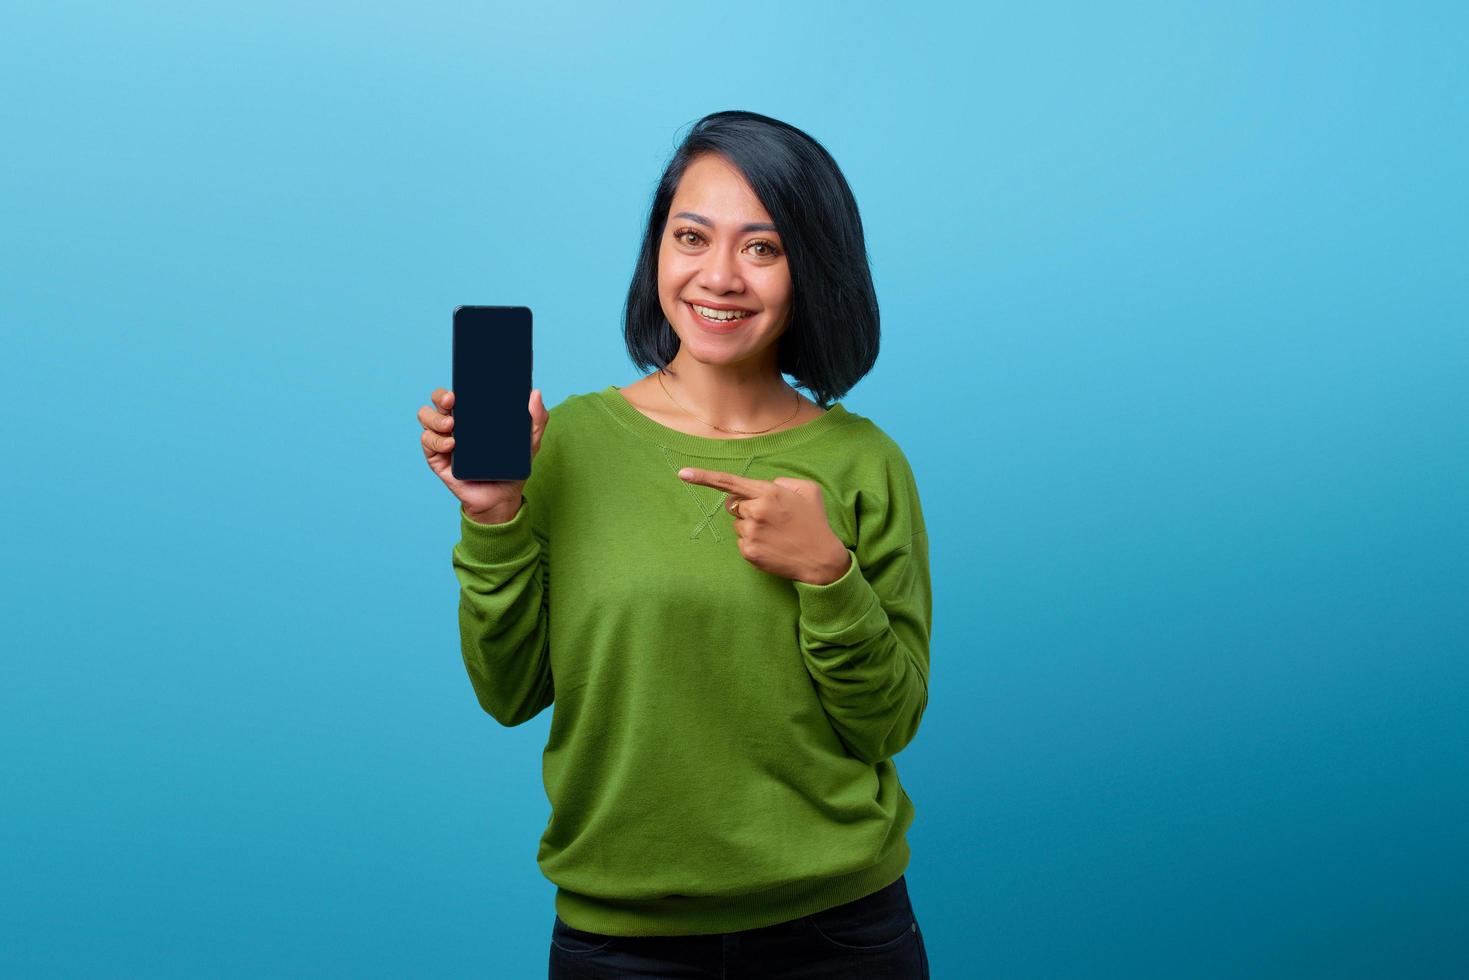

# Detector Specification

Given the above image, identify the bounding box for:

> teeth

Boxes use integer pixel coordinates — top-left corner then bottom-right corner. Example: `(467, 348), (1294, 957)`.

(692, 303), (752, 321)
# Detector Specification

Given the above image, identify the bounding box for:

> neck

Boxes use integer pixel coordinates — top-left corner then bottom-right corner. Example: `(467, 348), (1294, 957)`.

(656, 354), (800, 431)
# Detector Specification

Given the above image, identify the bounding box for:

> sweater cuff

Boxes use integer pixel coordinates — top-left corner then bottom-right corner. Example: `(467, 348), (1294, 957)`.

(793, 548), (879, 632)
(457, 496), (536, 563)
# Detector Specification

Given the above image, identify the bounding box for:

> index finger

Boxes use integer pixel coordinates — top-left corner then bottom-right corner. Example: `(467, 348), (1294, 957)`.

(677, 467), (769, 498)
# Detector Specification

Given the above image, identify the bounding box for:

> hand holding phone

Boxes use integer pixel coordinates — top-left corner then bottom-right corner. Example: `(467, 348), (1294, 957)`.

(420, 386), (548, 524)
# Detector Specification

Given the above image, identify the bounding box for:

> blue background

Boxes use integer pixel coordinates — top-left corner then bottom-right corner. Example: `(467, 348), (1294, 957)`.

(3, 1), (1465, 977)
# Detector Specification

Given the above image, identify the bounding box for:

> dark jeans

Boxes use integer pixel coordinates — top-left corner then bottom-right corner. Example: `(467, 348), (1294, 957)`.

(548, 873), (929, 979)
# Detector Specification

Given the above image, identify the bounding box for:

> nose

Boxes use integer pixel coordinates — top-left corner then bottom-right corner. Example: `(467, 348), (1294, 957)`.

(697, 243), (744, 294)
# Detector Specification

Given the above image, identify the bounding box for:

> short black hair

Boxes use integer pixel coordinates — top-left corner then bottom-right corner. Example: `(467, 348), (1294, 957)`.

(622, 110), (880, 408)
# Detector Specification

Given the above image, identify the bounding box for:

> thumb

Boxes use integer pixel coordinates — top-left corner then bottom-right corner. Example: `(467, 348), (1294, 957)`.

(530, 389), (550, 455)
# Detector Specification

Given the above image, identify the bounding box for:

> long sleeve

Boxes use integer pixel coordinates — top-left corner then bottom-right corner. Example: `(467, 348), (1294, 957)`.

(451, 492), (555, 726)
(474, 387), (933, 935)
(792, 456), (932, 765)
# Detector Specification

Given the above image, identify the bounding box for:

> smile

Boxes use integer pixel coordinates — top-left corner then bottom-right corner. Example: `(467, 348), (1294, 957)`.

(687, 302), (755, 332)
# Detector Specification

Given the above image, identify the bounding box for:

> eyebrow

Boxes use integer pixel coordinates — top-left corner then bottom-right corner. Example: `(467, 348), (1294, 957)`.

(672, 211), (778, 233)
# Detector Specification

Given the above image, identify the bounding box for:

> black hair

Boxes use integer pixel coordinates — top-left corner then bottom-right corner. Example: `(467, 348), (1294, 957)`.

(622, 110), (880, 408)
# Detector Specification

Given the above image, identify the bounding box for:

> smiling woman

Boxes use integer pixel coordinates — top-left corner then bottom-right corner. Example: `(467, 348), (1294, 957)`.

(431, 110), (931, 980)
(621, 111), (882, 429)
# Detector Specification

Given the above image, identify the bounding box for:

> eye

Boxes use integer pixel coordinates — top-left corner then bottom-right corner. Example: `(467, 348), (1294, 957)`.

(671, 227), (783, 259)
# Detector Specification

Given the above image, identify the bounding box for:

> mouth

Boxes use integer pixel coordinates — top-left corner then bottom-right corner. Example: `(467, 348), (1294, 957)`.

(686, 301), (756, 333)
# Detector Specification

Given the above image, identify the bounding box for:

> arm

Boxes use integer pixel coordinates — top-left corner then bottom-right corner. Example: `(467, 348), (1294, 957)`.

(451, 493), (555, 726)
(793, 462), (932, 765)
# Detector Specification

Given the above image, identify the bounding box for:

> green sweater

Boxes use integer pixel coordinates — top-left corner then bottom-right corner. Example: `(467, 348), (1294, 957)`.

(451, 385), (932, 936)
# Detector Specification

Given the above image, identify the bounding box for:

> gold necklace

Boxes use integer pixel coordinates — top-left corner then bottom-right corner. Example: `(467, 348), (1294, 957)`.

(657, 370), (802, 434)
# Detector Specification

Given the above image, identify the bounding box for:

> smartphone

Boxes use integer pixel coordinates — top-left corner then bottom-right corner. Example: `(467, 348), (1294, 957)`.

(451, 305), (533, 481)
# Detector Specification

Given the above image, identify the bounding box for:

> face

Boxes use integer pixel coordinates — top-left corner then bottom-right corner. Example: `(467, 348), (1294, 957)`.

(657, 153), (792, 368)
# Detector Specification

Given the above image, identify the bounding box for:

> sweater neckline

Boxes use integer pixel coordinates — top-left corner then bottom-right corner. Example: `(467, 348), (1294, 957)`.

(594, 385), (854, 459)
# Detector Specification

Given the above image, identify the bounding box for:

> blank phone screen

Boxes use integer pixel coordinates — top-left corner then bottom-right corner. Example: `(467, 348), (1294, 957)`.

(451, 305), (532, 482)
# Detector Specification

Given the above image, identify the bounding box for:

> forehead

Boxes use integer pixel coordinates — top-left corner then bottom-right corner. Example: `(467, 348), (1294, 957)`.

(670, 154), (775, 226)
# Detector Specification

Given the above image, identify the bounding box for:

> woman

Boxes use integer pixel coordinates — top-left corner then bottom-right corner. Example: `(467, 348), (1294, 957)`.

(419, 110), (932, 978)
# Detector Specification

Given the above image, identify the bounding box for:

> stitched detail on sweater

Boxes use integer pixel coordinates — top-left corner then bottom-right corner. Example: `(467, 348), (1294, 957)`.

(660, 447), (754, 542)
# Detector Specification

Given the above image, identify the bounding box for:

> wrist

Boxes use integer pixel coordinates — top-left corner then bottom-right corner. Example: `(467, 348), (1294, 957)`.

(803, 544), (853, 586)
(464, 497), (523, 525)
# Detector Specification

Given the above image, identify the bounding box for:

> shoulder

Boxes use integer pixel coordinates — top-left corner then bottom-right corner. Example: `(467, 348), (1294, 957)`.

(828, 409), (926, 539)
(541, 388), (607, 432)
(547, 388), (602, 415)
(829, 408), (916, 475)
(525, 389), (601, 472)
